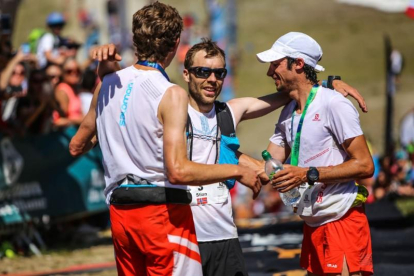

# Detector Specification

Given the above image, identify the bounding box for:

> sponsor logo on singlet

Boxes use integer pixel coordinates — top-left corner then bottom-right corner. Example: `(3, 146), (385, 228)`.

(313, 113), (321, 121)
(119, 82), (134, 126)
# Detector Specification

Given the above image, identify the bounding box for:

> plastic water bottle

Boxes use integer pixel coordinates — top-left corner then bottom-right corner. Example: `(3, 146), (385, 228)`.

(261, 150), (301, 206)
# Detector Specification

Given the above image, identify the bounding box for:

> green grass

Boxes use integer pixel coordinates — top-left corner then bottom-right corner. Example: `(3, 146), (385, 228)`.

(12, 0), (414, 157)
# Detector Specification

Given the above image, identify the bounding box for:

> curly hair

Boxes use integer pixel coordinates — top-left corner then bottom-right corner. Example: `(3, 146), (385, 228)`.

(184, 38), (226, 69)
(132, 1), (183, 62)
(286, 57), (318, 84)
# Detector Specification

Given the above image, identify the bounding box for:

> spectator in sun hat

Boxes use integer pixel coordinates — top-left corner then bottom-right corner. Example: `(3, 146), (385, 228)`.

(36, 12), (67, 69)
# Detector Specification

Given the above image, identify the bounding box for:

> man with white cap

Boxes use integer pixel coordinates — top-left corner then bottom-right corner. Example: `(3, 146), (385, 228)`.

(259, 32), (375, 276)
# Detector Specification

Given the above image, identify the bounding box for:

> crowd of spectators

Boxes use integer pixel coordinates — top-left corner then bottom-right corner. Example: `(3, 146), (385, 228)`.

(0, 12), (98, 136)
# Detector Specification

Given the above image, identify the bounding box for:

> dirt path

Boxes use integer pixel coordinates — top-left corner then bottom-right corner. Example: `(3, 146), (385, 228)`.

(1, 228), (117, 276)
(1, 244), (116, 275)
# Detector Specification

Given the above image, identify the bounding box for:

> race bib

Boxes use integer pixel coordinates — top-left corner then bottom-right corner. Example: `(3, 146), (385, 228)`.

(189, 182), (229, 206)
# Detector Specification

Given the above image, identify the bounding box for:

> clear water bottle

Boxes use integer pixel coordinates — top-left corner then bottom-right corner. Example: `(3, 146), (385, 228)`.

(261, 150), (301, 206)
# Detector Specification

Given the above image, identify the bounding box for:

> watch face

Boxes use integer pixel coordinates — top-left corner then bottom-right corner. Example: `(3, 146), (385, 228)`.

(309, 171), (318, 181)
(307, 168), (319, 181)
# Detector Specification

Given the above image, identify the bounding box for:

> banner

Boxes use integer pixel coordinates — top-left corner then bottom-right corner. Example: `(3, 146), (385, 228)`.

(0, 127), (107, 227)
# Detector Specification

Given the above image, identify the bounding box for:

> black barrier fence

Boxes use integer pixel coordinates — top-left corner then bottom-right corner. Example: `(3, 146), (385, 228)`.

(0, 126), (108, 234)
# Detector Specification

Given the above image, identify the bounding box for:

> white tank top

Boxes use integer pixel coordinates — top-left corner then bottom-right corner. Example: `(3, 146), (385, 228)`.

(187, 104), (238, 242)
(96, 66), (187, 203)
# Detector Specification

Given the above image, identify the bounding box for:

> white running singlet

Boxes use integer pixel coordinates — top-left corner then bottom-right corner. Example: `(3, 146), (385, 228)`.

(187, 104), (238, 242)
(270, 87), (363, 227)
(96, 66), (187, 204)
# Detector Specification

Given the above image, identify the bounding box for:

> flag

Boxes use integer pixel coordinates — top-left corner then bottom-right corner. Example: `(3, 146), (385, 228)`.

(197, 197), (208, 205)
(406, 0), (414, 18)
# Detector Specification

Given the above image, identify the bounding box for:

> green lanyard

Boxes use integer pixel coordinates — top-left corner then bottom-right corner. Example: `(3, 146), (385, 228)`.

(290, 85), (319, 166)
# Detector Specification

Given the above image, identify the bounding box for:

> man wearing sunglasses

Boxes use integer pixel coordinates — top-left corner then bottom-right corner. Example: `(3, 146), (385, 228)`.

(181, 38), (370, 276)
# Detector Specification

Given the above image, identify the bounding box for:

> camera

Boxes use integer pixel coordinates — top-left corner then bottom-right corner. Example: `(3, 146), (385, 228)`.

(5, 85), (23, 96)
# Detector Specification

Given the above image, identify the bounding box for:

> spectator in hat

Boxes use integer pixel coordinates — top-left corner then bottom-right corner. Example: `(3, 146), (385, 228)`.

(36, 12), (67, 69)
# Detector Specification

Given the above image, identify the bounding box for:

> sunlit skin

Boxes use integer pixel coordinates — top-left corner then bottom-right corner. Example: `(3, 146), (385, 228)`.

(183, 50), (226, 113)
(9, 64), (25, 86)
(45, 65), (62, 88)
(266, 58), (298, 94)
(62, 59), (80, 86)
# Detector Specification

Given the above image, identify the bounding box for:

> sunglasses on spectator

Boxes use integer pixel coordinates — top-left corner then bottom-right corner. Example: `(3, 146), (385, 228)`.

(47, 74), (61, 80)
(49, 24), (65, 29)
(188, 67), (227, 80)
(64, 69), (80, 75)
(12, 71), (25, 76)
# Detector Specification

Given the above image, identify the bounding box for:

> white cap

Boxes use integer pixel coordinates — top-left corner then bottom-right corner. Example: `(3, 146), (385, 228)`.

(256, 32), (325, 72)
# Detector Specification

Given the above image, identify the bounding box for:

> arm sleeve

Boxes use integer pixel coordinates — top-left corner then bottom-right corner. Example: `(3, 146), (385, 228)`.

(328, 95), (363, 144)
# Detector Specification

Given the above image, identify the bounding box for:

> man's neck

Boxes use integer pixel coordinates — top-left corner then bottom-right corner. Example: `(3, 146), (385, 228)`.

(134, 54), (170, 70)
(189, 97), (214, 113)
(289, 82), (314, 114)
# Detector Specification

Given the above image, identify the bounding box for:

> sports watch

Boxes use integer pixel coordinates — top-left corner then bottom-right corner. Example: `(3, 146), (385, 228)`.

(327, 75), (341, 90)
(306, 167), (319, 186)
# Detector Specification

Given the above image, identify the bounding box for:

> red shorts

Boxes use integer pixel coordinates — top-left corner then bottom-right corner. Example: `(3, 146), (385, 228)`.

(110, 203), (202, 276)
(300, 207), (373, 275)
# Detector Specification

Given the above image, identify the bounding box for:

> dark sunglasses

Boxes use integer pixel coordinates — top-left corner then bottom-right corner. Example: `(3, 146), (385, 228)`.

(65, 69), (80, 75)
(12, 71), (25, 76)
(47, 74), (61, 80)
(49, 23), (65, 29)
(188, 67), (227, 80)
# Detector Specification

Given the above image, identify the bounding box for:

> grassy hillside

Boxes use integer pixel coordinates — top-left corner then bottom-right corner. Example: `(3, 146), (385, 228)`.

(13, 0), (414, 157)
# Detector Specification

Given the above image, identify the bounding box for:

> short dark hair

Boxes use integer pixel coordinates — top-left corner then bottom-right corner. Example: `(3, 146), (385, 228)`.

(184, 38), (226, 69)
(132, 1), (183, 63)
(286, 57), (318, 84)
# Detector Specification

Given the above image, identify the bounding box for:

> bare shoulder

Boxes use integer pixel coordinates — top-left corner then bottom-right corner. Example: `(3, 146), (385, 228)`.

(160, 85), (189, 112)
(164, 85), (188, 100)
(159, 85), (189, 124)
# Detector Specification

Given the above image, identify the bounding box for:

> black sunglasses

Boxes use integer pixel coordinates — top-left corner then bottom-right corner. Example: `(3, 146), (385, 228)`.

(188, 67), (227, 80)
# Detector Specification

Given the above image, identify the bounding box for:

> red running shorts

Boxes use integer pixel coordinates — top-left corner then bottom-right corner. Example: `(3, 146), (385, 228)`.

(110, 203), (202, 276)
(300, 206), (373, 275)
